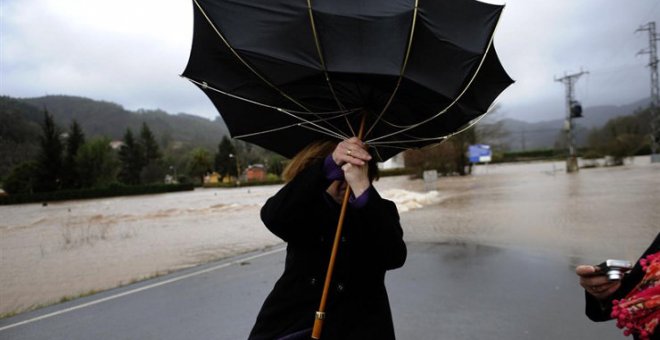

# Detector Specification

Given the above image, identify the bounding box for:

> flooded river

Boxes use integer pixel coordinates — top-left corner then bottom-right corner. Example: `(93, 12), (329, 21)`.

(399, 158), (659, 263)
(0, 157), (658, 316)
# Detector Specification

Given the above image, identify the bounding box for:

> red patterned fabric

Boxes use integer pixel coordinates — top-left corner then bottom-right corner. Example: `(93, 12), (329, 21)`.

(612, 252), (660, 340)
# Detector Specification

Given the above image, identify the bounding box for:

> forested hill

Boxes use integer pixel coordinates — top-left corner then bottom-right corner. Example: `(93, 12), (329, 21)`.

(2, 95), (229, 149)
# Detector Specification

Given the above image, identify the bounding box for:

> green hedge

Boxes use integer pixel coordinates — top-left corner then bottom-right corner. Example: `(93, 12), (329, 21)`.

(496, 149), (565, 163)
(0, 183), (195, 205)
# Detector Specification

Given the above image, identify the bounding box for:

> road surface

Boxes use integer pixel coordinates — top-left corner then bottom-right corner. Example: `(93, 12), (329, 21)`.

(0, 242), (624, 340)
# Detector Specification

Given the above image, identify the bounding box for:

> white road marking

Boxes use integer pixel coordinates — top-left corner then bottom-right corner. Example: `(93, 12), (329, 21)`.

(0, 247), (285, 332)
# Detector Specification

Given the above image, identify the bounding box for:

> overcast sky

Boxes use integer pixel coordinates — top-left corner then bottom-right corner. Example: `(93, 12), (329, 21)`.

(1, 1), (658, 123)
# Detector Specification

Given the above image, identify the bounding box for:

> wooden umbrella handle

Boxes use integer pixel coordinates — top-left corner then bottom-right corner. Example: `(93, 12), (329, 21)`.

(311, 113), (368, 339)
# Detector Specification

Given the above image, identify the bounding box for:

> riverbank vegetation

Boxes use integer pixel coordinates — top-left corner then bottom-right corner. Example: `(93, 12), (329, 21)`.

(1, 97), (655, 200)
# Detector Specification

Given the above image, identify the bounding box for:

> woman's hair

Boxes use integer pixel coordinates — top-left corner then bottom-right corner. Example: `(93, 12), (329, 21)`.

(281, 140), (379, 183)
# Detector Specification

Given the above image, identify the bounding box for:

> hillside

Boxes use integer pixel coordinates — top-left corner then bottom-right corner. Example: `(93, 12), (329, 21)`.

(0, 95), (230, 179)
(0, 96), (43, 176)
(499, 98), (651, 151)
(1, 94), (653, 179)
(19, 95), (229, 149)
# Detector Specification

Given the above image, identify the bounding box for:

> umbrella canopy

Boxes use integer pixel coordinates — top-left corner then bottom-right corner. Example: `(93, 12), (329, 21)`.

(182, 0), (513, 161)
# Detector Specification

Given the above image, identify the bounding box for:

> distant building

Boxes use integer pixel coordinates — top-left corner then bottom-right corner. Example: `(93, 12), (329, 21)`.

(245, 164), (267, 182)
(109, 140), (124, 150)
(204, 172), (221, 184)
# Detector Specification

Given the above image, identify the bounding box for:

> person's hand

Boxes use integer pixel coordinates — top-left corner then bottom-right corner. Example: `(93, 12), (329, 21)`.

(342, 162), (370, 197)
(332, 137), (371, 167)
(576, 265), (621, 300)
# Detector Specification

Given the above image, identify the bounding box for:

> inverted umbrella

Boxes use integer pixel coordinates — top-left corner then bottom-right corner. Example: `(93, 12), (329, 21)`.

(182, 0), (512, 161)
(182, 0), (513, 337)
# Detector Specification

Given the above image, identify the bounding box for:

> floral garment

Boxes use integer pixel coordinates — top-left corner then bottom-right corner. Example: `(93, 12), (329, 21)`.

(612, 252), (660, 340)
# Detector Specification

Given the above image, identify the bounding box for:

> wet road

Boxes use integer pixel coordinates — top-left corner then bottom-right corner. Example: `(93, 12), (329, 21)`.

(1, 158), (656, 338)
(0, 242), (625, 340)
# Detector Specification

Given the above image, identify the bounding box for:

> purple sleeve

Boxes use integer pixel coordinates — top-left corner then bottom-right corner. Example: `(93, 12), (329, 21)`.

(349, 186), (371, 209)
(323, 155), (344, 181)
(324, 155), (371, 208)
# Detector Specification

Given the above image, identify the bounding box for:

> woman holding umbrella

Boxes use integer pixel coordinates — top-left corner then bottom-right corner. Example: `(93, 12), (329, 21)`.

(248, 137), (407, 340)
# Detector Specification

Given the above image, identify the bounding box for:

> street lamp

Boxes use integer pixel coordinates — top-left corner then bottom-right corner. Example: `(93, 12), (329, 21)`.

(229, 153), (241, 186)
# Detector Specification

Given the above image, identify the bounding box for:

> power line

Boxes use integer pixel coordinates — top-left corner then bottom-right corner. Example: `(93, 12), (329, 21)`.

(636, 21), (660, 162)
(555, 70), (588, 173)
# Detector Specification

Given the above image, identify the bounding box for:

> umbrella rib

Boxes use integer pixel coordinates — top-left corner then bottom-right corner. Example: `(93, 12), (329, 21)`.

(183, 76), (351, 140)
(368, 104), (495, 146)
(365, 13), (503, 144)
(192, 0), (348, 138)
(363, 0), (420, 140)
(233, 111), (359, 140)
(192, 0), (351, 139)
(306, 0), (355, 137)
(298, 124), (349, 140)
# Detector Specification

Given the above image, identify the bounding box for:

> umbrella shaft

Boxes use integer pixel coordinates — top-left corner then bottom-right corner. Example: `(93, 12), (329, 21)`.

(312, 113), (368, 339)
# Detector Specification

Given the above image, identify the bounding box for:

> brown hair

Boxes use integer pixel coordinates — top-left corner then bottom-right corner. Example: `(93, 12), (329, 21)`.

(281, 140), (380, 183)
(282, 140), (337, 182)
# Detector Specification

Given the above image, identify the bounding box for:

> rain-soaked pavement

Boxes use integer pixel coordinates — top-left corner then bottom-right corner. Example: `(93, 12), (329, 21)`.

(0, 157), (658, 339)
(0, 243), (630, 339)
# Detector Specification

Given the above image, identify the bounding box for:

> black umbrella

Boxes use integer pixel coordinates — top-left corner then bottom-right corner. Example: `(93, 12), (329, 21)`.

(182, 0), (513, 162)
(182, 0), (513, 338)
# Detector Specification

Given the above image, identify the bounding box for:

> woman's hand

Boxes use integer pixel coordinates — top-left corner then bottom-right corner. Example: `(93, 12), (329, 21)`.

(576, 265), (621, 300)
(331, 137), (372, 197)
(342, 162), (370, 198)
(332, 137), (371, 167)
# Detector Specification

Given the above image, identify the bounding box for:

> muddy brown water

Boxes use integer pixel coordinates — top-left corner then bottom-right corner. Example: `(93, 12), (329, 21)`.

(0, 157), (657, 316)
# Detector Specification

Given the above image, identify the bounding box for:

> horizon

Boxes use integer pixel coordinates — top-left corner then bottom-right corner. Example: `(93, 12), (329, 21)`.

(1, 1), (658, 123)
(2, 92), (650, 125)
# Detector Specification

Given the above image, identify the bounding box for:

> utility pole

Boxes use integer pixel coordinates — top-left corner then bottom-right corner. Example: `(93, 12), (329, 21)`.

(636, 21), (660, 163)
(555, 70), (588, 173)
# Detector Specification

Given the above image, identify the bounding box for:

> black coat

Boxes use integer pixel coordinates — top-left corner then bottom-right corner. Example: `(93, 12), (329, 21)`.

(248, 161), (407, 340)
(585, 232), (660, 340)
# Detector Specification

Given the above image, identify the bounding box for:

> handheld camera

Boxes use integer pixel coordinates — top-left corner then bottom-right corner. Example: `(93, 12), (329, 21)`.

(596, 259), (633, 281)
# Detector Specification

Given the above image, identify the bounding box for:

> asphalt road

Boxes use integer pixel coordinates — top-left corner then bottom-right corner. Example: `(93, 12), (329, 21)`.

(0, 242), (623, 340)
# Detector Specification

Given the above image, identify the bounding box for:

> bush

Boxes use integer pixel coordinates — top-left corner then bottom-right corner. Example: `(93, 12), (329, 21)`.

(3, 162), (38, 194)
(496, 149), (564, 163)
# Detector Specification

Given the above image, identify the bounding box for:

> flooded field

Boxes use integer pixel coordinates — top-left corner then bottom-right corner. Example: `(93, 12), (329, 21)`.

(399, 157), (659, 263)
(0, 157), (658, 316)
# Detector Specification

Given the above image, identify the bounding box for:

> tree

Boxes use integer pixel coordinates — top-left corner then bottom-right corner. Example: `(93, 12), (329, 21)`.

(188, 148), (212, 184)
(76, 137), (119, 188)
(587, 110), (650, 165)
(266, 154), (286, 177)
(139, 122), (164, 184)
(118, 129), (144, 185)
(140, 122), (162, 163)
(214, 136), (237, 178)
(34, 110), (63, 192)
(404, 127), (476, 176)
(61, 120), (85, 189)
(3, 162), (38, 194)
